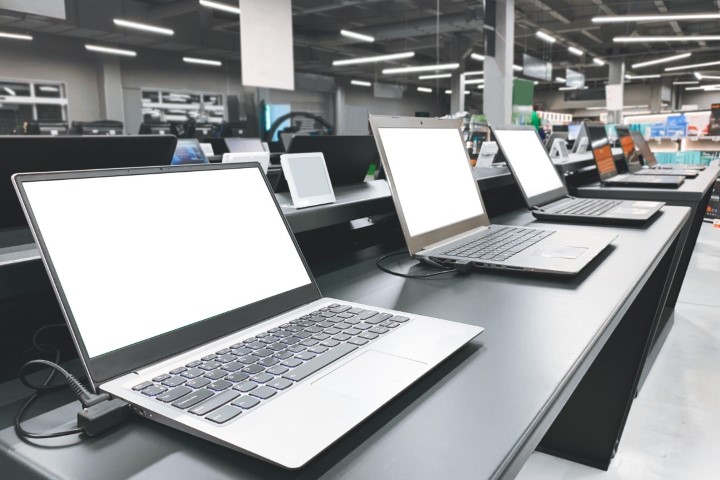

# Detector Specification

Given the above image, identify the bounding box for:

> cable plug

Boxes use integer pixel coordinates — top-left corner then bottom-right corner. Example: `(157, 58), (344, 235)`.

(76, 398), (131, 437)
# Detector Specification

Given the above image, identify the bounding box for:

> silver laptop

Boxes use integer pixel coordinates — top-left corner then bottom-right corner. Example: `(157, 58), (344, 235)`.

(12, 163), (482, 469)
(492, 126), (664, 225)
(369, 115), (617, 276)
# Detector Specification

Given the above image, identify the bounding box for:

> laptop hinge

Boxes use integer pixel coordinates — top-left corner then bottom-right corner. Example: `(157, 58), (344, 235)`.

(531, 206), (545, 212)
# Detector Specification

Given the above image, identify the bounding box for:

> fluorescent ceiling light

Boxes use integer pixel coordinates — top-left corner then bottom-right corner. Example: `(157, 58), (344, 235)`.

(513, 64), (523, 72)
(697, 73), (720, 80)
(593, 13), (720, 23)
(463, 71), (484, 76)
(686, 84), (720, 91)
(183, 57), (222, 66)
(477, 85), (484, 90)
(555, 76), (566, 82)
(471, 53), (485, 61)
(536, 31), (556, 43)
(694, 72), (703, 80)
(350, 79), (371, 87)
(558, 86), (588, 91)
(85, 44), (137, 57)
(340, 29), (374, 43)
(625, 74), (661, 80)
(418, 73), (451, 80)
(632, 52), (691, 69)
(113, 19), (173, 36)
(593, 58), (605, 66)
(382, 62), (459, 75)
(568, 46), (584, 56)
(615, 35), (720, 43)
(0, 31), (33, 41)
(666, 59), (720, 72)
(673, 81), (699, 85)
(587, 106), (606, 111)
(332, 51), (414, 66)
(463, 78), (484, 85)
(39, 86), (59, 92)
(3, 87), (16, 96)
(533, 81), (540, 85)
(444, 90), (471, 94)
(199, 0), (241, 15)
(417, 87), (432, 93)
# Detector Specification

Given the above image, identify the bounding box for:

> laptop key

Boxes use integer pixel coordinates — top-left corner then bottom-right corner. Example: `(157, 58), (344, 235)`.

(186, 377), (212, 389)
(222, 361), (245, 372)
(215, 354), (236, 363)
(169, 367), (187, 375)
(365, 313), (393, 324)
(239, 355), (260, 364)
(224, 372), (249, 383)
(321, 339), (340, 348)
(208, 380), (233, 391)
(359, 332), (378, 340)
(258, 357), (279, 367)
(300, 339), (319, 347)
(294, 331), (312, 339)
(231, 347), (253, 356)
(206, 405), (242, 424)
(215, 348), (231, 355)
(199, 361), (222, 371)
(249, 386), (277, 400)
(172, 389), (214, 409)
(267, 365), (289, 375)
(181, 368), (205, 379)
(354, 323), (371, 331)
(254, 348), (274, 357)
(287, 344), (306, 353)
(247, 341), (265, 350)
(308, 346), (328, 354)
(312, 333), (331, 341)
(204, 369), (227, 380)
(282, 358), (303, 368)
(185, 360), (202, 368)
(231, 396), (260, 410)
(267, 342), (286, 351)
(390, 315), (409, 323)
(324, 327), (341, 335)
(201, 354), (216, 361)
(267, 378), (293, 391)
(333, 333), (351, 342)
(189, 390), (240, 416)
(162, 376), (187, 387)
(242, 364), (264, 375)
(157, 386), (193, 403)
(141, 385), (168, 397)
(251, 373), (274, 384)
(369, 326), (389, 335)
(345, 328), (361, 336)
(357, 310), (378, 320)
(273, 351), (293, 360)
(348, 308), (363, 314)
(348, 338), (368, 346)
(152, 374), (170, 382)
(296, 352), (316, 361)
(329, 305), (351, 313)
(283, 343), (358, 382)
(234, 381), (258, 392)
(132, 381), (153, 391)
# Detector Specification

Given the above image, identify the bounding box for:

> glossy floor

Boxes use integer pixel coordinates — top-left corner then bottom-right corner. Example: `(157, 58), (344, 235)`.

(517, 223), (720, 480)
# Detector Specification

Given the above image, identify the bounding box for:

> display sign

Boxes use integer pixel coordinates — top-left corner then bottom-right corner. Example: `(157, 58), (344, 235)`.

(566, 68), (585, 89)
(523, 54), (552, 81)
(605, 84), (623, 111)
(709, 103), (720, 136)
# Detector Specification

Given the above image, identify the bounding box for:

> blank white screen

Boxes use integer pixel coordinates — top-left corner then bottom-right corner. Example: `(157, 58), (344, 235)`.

(378, 127), (484, 237)
(289, 156), (332, 198)
(24, 168), (312, 358)
(493, 130), (564, 198)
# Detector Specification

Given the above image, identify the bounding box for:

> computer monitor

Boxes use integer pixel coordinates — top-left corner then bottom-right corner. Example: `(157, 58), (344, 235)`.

(26, 122), (68, 136)
(71, 121), (124, 135)
(192, 124), (217, 139)
(567, 124), (582, 141)
(570, 123), (589, 153)
(171, 139), (210, 165)
(139, 122), (175, 135)
(0, 135), (177, 229)
(553, 125), (569, 133)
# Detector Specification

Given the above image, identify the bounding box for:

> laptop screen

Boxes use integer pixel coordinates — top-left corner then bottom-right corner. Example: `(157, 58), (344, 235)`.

(376, 127), (484, 237)
(171, 139), (209, 165)
(586, 124), (618, 179)
(492, 129), (565, 199)
(22, 167), (313, 359)
(225, 137), (265, 153)
(616, 127), (640, 167)
(631, 131), (657, 166)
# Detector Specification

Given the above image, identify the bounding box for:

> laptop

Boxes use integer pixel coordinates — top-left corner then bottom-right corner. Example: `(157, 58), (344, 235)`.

(222, 152), (270, 173)
(616, 126), (698, 178)
(630, 130), (705, 173)
(225, 137), (266, 153)
(171, 139), (210, 165)
(570, 123), (590, 154)
(369, 115), (616, 276)
(492, 126), (664, 224)
(585, 122), (685, 189)
(13, 162), (482, 469)
(0, 135), (177, 230)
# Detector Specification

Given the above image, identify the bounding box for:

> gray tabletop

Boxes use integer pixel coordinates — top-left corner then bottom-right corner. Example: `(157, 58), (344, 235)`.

(575, 165), (719, 203)
(0, 206), (690, 480)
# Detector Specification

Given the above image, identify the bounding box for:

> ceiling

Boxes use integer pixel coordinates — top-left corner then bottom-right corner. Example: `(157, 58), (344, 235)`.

(1, 0), (719, 90)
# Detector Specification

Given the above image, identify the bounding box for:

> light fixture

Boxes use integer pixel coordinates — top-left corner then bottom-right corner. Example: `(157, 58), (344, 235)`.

(632, 52), (691, 69)
(417, 87), (432, 93)
(183, 57), (222, 66)
(382, 62), (459, 75)
(445, 89), (452, 94)
(615, 35), (720, 43)
(0, 32), (33, 41)
(85, 44), (137, 57)
(568, 46), (584, 56)
(593, 58), (605, 66)
(470, 53), (485, 61)
(332, 51), (414, 66)
(418, 73), (452, 80)
(672, 81), (699, 85)
(199, 0), (241, 15)
(340, 29), (374, 43)
(463, 78), (485, 85)
(696, 73), (720, 80)
(350, 79), (372, 87)
(686, 84), (720, 91)
(477, 85), (485, 90)
(587, 106), (606, 111)
(3, 87), (16, 96)
(536, 31), (556, 43)
(464, 90), (470, 94)
(694, 72), (703, 80)
(113, 19), (174, 36)
(666, 59), (720, 72)
(555, 76), (566, 82)
(558, 86), (588, 91)
(38, 86), (59, 92)
(513, 64), (523, 72)
(625, 74), (662, 80)
(593, 13), (720, 23)
(463, 71), (484, 76)
(533, 81), (540, 85)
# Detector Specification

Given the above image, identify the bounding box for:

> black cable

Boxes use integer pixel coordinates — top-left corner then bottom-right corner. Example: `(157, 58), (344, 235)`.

(376, 250), (460, 279)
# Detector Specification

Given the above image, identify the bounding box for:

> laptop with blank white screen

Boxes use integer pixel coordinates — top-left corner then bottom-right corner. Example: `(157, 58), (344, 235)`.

(492, 126), (663, 224)
(370, 115), (616, 275)
(13, 163), (482, 469)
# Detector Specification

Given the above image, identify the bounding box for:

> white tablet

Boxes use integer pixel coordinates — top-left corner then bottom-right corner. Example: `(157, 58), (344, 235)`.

(222, 152), (270, 173)
(280, 152), (336, 209)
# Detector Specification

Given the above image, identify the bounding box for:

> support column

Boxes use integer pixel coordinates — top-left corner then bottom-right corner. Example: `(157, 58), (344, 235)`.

(483, 0), (514, 126)
(334, 87), (346, 134)
(649, 79), (670, 113)
(96, 57), (124, 123)
(450, 71), (465, 114)
(607, 60), (625, 124)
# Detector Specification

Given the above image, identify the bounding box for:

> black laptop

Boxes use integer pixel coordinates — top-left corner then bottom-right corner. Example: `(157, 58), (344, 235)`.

(616, 126), (698, 178)
(274, 136), (378, 193)
(630, 130), (705, 173)
(585, 122), (684, 189)
(0, 135), (177, 230)
(493, 126), (663, 224)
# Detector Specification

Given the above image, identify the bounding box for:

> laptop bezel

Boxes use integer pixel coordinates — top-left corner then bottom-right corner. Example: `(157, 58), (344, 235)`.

(12, 163), (323, 390)
(585, 121), (620, 182)
(491, 125), (570, 209)
(369, 115), (489, 257)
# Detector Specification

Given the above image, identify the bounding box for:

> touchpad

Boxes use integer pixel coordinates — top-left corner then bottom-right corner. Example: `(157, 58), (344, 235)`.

(532, 245), (587, 259)
(313, 350), (427, 405)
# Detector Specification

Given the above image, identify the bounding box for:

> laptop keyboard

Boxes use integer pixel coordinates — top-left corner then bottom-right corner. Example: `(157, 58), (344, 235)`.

(131, 304), (411, 425)
(441, 226), (555, 262)
(557, 198), (621, 216)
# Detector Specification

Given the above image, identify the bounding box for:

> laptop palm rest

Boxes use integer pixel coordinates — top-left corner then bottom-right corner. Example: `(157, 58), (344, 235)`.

(313, 350), (426, 404)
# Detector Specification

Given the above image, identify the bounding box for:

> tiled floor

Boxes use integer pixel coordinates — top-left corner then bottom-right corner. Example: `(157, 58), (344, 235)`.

(516, 223), (720, 480)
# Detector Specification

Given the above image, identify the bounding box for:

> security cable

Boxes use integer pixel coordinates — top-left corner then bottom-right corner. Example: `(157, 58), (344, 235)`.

(376, 250), (461, 279)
